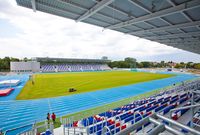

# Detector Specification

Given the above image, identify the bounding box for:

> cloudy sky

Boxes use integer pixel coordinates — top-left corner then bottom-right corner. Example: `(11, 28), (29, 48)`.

(0, 0), (200, 62)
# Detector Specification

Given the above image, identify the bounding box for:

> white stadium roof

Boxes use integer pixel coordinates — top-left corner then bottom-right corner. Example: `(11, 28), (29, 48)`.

(16, 0), (200, 54)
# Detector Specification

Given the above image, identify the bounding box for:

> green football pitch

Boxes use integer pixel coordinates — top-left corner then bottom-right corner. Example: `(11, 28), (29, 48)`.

(16, 71), (174, 100)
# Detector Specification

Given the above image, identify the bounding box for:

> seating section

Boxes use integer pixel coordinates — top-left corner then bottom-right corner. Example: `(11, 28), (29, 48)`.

(193, 111), (200, 125)
(64, 89), (196, 135)
(182, 110), (200, 133)
(171, 95), (200, 120)
(41, 64), (111, 72)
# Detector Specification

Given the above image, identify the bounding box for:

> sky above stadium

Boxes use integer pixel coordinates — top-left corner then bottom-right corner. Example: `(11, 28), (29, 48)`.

(0, 0), (200, 62)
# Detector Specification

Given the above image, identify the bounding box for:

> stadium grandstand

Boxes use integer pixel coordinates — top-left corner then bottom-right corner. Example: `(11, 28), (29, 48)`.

(10, 57), (111, 72)
(37, 57), (111, 72)
(60, 80), (200, 135)
(0, 0), (199, 135)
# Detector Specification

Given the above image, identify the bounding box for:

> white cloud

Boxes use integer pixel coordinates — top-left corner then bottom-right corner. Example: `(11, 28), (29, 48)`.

(0, 0), (200, 62)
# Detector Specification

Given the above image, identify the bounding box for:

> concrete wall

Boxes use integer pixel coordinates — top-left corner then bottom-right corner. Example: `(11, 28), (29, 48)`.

(10, 62), (40, 72)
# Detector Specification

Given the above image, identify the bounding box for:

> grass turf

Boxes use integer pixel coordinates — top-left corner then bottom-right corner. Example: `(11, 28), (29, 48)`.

(16, 71), (174, 100)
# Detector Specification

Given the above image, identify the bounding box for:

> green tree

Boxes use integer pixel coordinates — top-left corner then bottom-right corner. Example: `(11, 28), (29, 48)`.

(108, 58), (137, 68)
(194, 63), (200, 69)
(124, 57), (136, 68)
(186, 62), (194, 68)
(141, 62), (151, 68)
(136, 62), (143, 68)
(23, 57), (28, 62)
(0, 57), (20, 71)
(160, 61), (165, 67)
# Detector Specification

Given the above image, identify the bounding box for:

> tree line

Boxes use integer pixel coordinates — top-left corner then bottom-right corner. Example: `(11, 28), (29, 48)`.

(108, 57), (200, 69)
(0, 57), (30, 71)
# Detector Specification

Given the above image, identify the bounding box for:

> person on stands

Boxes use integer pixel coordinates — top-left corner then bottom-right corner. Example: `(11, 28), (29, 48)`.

(47, 113), (50, 123)
(51, 112), (56, 123)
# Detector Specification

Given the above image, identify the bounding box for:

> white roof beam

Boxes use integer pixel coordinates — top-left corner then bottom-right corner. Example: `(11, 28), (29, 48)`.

(162, 43), (200, 48)
(128, 0), (152, 13)
(59, 0), (130, 32)
(148, 34), (200, 40)
(160, 41), (200, 45)
(107, 5), (132, 17)
(94, 0), (154, 31)
(150, 37), (200, 44)
(128, 21), (200, 34)
(178, 28), (185, 33)
(128, 0), (192, 37)
(167, 0), (194, 22)
(35, 1), (118, 27)
(94, 0), (136, 19)
(76, 0), (114, 22)
(165, 43), (199, 49)
(36, 2), (80, 17)
(127, 0), (162, 27)
(159, 17), (172, 26)
(166, 0), (176, 6)
(31, 0), (36, 12)
(160, 17), (188, 38)
(37, 0), (131, 32)
(181, 11), (193, 22)
(128, 0), (173, 28)
(165, 43), (199, 52)
(59, 0), (87, 11)
(127, 0), (173, 35)
(146, 31), (200, 40)
(106, 0), (200, 29)
(156, 37), (200, 43)
(168, 42), (200, 45)
(143, 22), (156, 28)
(92, 0), (145, 31)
